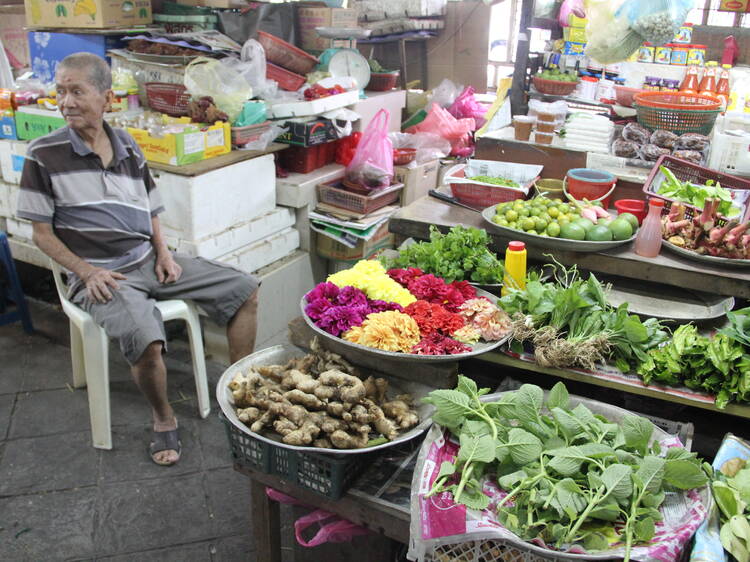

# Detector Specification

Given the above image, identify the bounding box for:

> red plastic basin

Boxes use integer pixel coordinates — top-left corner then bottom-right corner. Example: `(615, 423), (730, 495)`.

(614, 199), (647, 224)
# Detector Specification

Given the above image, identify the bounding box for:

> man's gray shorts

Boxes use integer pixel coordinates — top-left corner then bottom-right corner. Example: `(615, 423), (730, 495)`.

(72, 253), (259, 365)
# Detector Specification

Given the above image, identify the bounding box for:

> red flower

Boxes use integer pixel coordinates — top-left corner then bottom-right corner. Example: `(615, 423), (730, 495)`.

(450, 280), (477, 301)
(387, 267), (424, 286)
(405, 300), (465, 337)
(411, 333), (471, 355)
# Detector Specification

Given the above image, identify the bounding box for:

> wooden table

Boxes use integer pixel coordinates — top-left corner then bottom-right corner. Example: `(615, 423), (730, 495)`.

(389, 196), (750, 300)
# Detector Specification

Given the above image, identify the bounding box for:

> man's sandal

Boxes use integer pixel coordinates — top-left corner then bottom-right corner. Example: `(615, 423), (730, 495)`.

(149, 425), (182, 466)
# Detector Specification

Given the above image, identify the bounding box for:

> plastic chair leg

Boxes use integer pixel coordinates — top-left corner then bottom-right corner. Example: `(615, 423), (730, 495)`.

(184, 305), (210, 419)
(70, 320), (86, 389)
(83, 324), (112, 450)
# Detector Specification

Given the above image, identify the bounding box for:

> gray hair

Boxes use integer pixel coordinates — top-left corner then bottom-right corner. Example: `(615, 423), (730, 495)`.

(56, 52), (112, 93)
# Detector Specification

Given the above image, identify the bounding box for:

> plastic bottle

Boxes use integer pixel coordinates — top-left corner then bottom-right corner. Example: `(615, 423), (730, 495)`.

(680, 64), (700, 94)
(716, 64), (731, 111)
(698, 61), (718, 95)
(634, 199), (665, 258)
(502, 241), (527, 296)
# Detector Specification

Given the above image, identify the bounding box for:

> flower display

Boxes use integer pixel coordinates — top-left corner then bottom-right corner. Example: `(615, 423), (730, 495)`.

(405, 300), (465, 337)
(452, 325), (482, 345)
(412, 333), (472, 355)
(388, 268), (477, 312)
(328, 261), (416, 307)
(343, 311), (421, 353)
(459, 298), (511, 341)
(303, 283), (396, 337)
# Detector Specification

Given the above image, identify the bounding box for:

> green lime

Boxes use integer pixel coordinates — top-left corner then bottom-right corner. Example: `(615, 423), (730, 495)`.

(505, 209), (518, 221)
(560, 223), (586, 240)
(507, 221), (518, 229)
(618, 212), (640, 231)
(558, 218), (570, 227)
(586, 225), (614, 242)
(519, 207), (531, 217)
(573, 218), (596, 233)
(541, 212), (552, 223)
(546, 222), (561, 237)
(530, 207), (542, 217)
(534, 217), (548, 231)
(609, 218), (633, 240)
(559, 203), (571, 214)
(521, 218), (536, 231)
(548, 207), (560, 219)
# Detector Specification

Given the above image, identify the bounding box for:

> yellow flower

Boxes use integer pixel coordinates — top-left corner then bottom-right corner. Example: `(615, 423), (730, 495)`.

(343, 310), (420, 353)
(327, 260), (416, 307)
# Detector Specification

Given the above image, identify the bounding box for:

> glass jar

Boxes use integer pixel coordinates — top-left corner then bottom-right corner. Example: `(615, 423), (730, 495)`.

(655, 44), (672, 64)
(671, 45), (689, 65)
(673, 23), (693, 44)
(637, 43), (655, 63)
(688, 45), (706, 66)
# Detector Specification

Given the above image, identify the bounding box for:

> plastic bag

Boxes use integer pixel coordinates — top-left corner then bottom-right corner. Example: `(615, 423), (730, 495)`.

(675, 132), (711, 151)
(559, 0), (586, 27)
(265, 488), (370, 547)
(624, 0), (693, 46)
(612, 139), (640, 158)
(406, 103), (474, 157)
(640, 143), (671, 161)
(447, 86), (487, 130)
(672, 149), (703, 164)
(184, 57), (253, 123)
(528, 99), (568, 128)
(345, 109), (393, 189)
(234, 100), (267, 127)
(237, 122), (286, 152)
(650, 129), (678, 149)
(622, 122), (651, 144)
(585, 0), (643, 63)
(389, 132), (451, 165)
(429, 78), (462, 109)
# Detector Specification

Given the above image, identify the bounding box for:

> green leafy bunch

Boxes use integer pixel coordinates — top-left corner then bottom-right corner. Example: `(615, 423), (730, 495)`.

(423, 377), (708, 561)
(385, 225), (504, 284)
(657, 166), (742, 218)
(637, 317), (750, 409)
(711, 456), (750, 562)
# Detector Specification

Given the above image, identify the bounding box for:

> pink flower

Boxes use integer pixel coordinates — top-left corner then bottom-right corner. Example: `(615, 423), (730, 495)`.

(317, 305), (368, 336)
(368, 299), (404, 313)
(305, 282), (340, 303)
(336, 286), (368, 308)
(408, 274), (449, 301)
(304, 298), (332, 321)
(411, 333), (471, 355)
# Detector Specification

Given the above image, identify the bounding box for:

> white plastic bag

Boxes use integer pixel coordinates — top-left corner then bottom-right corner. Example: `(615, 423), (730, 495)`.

(184, 57), (253, 123)
(388, 132), (451, 165)
(428, 78), (462, 109)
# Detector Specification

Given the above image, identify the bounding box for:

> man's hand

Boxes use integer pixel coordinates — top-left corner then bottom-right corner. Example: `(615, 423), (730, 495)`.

(155, 252), (182, 284)
(83, 267), (127, 303)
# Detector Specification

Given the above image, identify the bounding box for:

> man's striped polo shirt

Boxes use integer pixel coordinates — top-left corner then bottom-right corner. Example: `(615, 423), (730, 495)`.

(16, 122), (165, 294)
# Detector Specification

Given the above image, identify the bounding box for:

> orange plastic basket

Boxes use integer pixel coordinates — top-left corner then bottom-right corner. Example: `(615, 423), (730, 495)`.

(633, 91), (721, 110)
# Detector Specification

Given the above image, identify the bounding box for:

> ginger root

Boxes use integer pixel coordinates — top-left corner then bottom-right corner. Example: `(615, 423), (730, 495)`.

(330, 428), (369, 449)
(318, 370), (366, 403)
(284, 389), (325, 410)
(282, 420), (321, 446)
(383, 400), (419, 429)
(237, 407), (261, 424)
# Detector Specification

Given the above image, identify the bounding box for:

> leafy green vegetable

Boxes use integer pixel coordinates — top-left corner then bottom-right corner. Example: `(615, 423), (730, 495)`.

(657, 166), (743, 218)
(711, 457), (750, 562)
(424, 378), (709, 561)
(467, 175), (520, 188)
(383, 225), (504, 283)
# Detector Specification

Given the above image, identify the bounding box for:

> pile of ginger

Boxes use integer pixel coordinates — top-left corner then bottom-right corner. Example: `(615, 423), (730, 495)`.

(229, 339), (420, 449)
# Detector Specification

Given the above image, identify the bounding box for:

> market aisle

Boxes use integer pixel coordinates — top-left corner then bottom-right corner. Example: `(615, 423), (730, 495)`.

(0, 298), (284, 561)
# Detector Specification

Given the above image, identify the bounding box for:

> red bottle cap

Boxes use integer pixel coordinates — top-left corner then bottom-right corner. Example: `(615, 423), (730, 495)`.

(649, 198), (665, 207)
(508, 241), (526, 251)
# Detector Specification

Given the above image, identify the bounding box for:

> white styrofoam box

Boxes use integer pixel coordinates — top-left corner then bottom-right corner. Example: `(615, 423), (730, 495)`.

(0, 139), (29, 185)
(268, 90), (359, 119)
(276, 163), (345, 209)
(355, 0), (447, 21)
(202, 249), (315, 365)
(0, 180), (10, 217)
(216, 227), (300, 275)
(353, 90), (406, 133)
(153, 153), (276, 242)
(6, 216), (33, 240)
(166, 206), (295, 260)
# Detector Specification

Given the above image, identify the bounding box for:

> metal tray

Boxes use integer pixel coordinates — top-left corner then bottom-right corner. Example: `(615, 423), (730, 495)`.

(300, 287), (510, 363)
(662, 240), (750, 269)
(217, 344), (435, 455)
(481, 205), (636, 253)
(603, 275), (735, 322)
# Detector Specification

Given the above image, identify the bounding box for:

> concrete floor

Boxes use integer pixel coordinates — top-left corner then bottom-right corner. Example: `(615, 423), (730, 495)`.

(0, 297), (267, 561)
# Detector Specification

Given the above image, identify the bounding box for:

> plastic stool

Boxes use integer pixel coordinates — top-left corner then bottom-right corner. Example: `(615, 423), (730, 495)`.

(0, 232), (33, 333)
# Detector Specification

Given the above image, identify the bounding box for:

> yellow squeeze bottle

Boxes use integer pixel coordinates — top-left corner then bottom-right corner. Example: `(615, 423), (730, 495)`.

(502, 241), (527, 296)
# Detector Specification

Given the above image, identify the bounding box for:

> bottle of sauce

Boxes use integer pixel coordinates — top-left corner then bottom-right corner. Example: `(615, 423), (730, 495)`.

(502, 241), (527, 295)
(699, 61), (718, 95)
(680, 64), (700, 94)
(716, 64), (731, 110)
(634, 199), (665, 258)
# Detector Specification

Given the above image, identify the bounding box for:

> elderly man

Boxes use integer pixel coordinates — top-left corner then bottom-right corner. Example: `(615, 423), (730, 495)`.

(16, 52), (259, 466)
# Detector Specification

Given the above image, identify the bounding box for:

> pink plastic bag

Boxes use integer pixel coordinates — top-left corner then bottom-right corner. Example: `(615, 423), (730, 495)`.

(558, 0), (586, 27)
(407, 103), (474, 157)
(345, 108), (393, 189)
(265, 487), (371, 548)
(447, 86), (487, 130)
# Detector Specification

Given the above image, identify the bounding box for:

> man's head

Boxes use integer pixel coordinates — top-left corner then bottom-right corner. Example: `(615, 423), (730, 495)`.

(55, 52), (113, 133)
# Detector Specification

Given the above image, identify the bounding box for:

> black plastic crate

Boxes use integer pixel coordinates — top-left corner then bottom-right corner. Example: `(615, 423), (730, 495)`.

(222, 415), (371, 500)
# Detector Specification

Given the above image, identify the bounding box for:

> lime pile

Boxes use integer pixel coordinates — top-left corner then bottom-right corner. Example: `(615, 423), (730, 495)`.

(491, 197), (640, 241)
(537, 69), (578, 83)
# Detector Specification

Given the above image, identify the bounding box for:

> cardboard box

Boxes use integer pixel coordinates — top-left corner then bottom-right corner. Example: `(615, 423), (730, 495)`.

(0, 6), (30, 69)
(128, 121), (230, 166)
(276, 118), (343, 147)
(28, 31), (128, 83)
(297, 7), (358, 52)
(15, 106), (66, 141)
(563, 27), (587, 43)
(394, 159), (439, 206)
(24, 0), (152, 29)
(316, 220), (394, 261)
(563, 41), (586, 56)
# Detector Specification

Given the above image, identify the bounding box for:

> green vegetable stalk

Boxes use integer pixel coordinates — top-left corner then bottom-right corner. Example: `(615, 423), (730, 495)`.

(657, 166), (743, 218)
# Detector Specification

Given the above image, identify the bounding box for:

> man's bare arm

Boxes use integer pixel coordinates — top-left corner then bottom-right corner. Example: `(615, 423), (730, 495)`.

(32, 222), (125, 302)
(150, 216), (181, 283)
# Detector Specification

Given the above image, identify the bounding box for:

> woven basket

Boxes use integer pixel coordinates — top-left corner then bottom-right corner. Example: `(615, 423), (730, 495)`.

(532, 75), (578, 96)
(144, 82), (191, 117)
(633, 91), (721, 135)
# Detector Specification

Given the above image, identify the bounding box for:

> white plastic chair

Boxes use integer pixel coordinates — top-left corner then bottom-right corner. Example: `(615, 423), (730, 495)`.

(50, 260), (210, 450)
